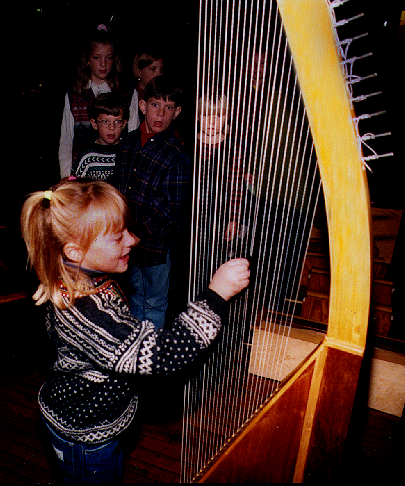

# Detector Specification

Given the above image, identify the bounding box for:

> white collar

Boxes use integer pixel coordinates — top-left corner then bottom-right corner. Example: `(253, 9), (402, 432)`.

(87, 80), (111, 97)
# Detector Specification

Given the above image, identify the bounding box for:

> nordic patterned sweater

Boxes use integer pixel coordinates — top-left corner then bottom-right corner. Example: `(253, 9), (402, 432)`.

(71, 143), (119, 182)
(39, 274), (227, 444)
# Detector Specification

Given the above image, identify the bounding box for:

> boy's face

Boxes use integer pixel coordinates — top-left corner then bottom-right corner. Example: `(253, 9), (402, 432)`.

(139, 97), (181, 134)
(199, 110), (227, 138)
(90, 112), (127, 145)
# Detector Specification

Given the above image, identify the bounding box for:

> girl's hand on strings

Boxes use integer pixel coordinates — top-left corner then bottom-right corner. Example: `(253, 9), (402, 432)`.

(209, 258), (250, 301)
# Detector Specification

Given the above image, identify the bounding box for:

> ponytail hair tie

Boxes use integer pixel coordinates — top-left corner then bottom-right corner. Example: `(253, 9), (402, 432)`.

(43, 190), (53, 201)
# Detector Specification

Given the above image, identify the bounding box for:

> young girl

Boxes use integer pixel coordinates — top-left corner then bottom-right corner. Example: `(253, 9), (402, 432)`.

(132, 50), (164, 101)
(58, 25), (140, 178)
(20, 178), (249, 484)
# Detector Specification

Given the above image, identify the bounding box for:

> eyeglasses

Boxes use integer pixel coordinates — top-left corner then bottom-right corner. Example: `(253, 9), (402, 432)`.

(96, 119), (125, 128)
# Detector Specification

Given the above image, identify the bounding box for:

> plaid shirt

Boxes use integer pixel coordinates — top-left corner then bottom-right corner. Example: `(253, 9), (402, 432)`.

(113, 125), (190, 267)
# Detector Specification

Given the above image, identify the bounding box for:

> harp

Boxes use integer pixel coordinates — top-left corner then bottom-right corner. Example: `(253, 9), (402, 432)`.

(181, 0), (387, 482)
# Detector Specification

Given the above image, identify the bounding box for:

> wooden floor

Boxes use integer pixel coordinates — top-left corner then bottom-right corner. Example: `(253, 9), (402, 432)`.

(0, 364), (185, 483)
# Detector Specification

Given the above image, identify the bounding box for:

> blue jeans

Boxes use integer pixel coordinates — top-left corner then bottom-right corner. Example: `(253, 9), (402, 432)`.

(44, 422), (123, 484)
(127, 253), (171, 330)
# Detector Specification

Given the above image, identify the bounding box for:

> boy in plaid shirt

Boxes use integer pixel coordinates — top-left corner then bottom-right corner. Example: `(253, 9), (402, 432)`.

(113, 76), (190, 330)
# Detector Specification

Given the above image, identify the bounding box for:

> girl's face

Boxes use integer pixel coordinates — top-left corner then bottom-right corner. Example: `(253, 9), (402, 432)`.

(138, 59), (164, 88)
(88, 43), (114, 84)
(199, 109), (227, 139)
(80, 228), (135, 273)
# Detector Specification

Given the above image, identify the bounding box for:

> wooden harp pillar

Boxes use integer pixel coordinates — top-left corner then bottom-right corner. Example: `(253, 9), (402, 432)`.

(183, 0), (372, 482)
(284, 1), (372, 479)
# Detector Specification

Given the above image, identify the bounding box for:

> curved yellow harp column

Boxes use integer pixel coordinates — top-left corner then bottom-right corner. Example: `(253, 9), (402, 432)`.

(278, 0), (371, 352)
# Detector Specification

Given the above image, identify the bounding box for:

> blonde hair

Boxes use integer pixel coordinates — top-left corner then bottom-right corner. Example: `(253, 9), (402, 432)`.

(21, 179), (129, 309)
(197, 93), (228, 117)
(132, 52), (164, 79)
(197, 93), (229, 136)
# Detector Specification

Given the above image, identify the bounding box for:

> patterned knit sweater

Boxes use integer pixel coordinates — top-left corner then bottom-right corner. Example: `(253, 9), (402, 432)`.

(39, 275), (227, 444)
(71, 143), (119, 181)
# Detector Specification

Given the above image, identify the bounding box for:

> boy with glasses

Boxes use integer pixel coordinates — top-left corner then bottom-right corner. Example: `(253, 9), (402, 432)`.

(71, 93), (128, 181)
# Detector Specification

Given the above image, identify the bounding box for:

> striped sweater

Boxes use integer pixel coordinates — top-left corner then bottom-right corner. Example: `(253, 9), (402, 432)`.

(71, 143), (119, 181)
(39, 275), (226, 444)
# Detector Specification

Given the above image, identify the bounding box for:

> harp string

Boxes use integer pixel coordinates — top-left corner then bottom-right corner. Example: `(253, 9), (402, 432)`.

(211, 0), (262, 436)
(182, 0), (321, 481)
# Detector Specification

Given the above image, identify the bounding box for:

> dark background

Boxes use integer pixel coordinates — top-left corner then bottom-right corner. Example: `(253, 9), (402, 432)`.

(0, 0), (404, 230)
(0, 0), (200, 227)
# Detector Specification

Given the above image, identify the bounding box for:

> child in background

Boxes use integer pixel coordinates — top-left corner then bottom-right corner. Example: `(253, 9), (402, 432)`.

(20, 178), (249, 484)
(58, 24), (140, 178)
(71, 93), (128, 181)
(131, 50), (188, 145)
(196, 92), (251, 252)
(132, 50), (164, 101)
(130, 50), (164, 127)
(113, 75), (190, 330)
